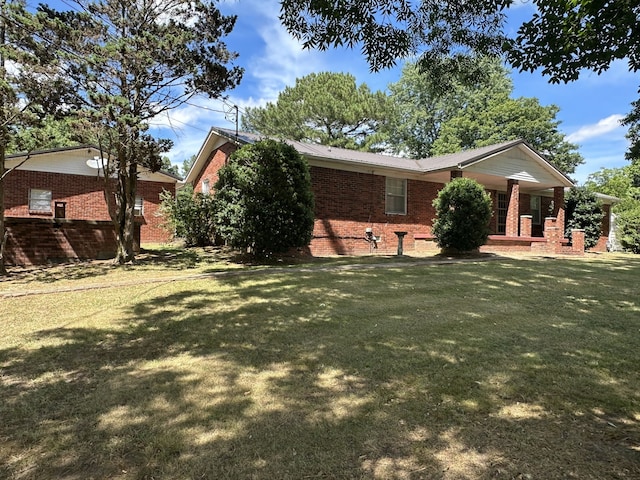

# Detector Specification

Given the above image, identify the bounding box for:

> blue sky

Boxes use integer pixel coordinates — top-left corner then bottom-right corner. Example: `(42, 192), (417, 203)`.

(145, 0), (638, 184)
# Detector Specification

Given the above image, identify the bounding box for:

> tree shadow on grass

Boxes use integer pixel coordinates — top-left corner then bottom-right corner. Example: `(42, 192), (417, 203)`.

(1, 257), (639, 479)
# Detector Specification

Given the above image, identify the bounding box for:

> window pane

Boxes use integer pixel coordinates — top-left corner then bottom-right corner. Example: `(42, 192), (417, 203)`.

(134, 195), (143, 216)
(496, 192), (507, 234)
(385, 178), (406, 214)
(530, 196), (541, 224)
(29, 189), (52, 212)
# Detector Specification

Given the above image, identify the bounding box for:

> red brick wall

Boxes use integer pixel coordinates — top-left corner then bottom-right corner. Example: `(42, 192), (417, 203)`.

(309, 166), (443, 255)
(137, 180), (175, 243)
(4, 169), (175, 264)
(4, 218), (124, 265)
(193, 143), (235, 194)
(5, 170), (111, 220)
(5, 169), (174, 243)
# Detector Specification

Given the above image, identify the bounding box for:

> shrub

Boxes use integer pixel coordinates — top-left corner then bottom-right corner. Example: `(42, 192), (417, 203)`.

(159, 185), (217, 247)
(212, 140), (315, 256)
(432, 177), (492, 252)
(564, 187), (603, 250)
(615, 199), (640, 253)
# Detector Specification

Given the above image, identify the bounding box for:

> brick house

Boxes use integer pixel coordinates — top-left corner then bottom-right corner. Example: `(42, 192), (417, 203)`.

(185, 127), (615, 256)
(3, 145), (178, 265)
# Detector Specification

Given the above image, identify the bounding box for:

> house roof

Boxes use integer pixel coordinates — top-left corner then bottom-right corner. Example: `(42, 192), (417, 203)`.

(185, 127), (575, 191)
(7, 145), (180, 183)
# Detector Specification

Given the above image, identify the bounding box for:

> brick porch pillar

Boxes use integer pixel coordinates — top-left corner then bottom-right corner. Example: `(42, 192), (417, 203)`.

(506, 179), (520, 237)
(543, 217), (562, 253)
(553, 186), (565, 230)
(571, 229), (585, 254)
(520, 215), (532, 237)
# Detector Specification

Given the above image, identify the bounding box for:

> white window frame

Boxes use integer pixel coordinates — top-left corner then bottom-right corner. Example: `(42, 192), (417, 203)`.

(385, 177), (407, 215)
(134, 195), (144, 216)
(202, 179), (210, 195)
(29, 188), (52, 213)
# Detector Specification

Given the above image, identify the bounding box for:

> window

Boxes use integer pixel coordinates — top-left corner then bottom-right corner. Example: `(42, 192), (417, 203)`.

(29, 189), (52, 213)
(202, 179), (210, 195)
(530, 195), (541, 224)
(496, 192), (507, 234)
(134, 195), (144, 216)
(385, 177), (407, 215)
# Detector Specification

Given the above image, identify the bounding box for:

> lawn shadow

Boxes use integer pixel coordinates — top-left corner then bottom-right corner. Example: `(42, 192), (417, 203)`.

(1, 256), (639, 478)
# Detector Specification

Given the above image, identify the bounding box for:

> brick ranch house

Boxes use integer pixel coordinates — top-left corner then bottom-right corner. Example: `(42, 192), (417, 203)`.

(3, 145), (178, 265)
(185, 127), (615, 256)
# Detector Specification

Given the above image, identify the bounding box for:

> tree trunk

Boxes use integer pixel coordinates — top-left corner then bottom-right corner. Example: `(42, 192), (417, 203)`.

(113, 158), (138, 264)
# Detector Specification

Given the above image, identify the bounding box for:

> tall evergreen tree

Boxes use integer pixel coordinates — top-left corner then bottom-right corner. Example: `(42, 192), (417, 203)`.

(242, 72), (390, 151)
(36, 0), (242, 263)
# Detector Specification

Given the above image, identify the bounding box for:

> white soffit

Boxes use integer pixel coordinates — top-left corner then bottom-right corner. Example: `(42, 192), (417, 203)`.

(462, 148), (569, 187)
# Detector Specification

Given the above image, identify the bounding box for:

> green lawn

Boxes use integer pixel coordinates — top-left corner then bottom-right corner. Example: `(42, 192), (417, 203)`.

(1, 251), (639, 479)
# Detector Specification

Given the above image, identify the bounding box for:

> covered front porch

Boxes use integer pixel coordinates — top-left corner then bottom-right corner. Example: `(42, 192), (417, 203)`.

(418, 142), (587, 255)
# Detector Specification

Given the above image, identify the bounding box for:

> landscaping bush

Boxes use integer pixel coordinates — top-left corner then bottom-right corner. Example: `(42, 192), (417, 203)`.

(160, 185), (217, 247)
(212, 139), (315, 256)
(615, 199), (640, 253)
(432, 177), (492, 252)
(564, 187), (603, 250)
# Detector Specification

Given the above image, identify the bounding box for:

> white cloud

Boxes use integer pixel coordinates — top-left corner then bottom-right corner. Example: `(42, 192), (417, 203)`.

(567, 114), (625, 143)
(249, 15), (327, 101)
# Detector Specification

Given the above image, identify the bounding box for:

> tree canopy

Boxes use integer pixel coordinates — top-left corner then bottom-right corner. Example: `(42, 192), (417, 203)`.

(279, 0), (509, 74)
(585, 166), (640, 201)
(386, 57), (582, 175)
(35, 0), (242, 263)
(279, 0), (640, 162)
(242, 72), (390, 151)
(385, 58), (511, 159)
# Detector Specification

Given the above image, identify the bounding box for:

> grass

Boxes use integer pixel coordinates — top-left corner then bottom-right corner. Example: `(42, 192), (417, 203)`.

(1, 249), (639, 479)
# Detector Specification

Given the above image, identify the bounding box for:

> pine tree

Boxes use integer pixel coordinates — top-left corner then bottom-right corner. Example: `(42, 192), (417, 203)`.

(35, 0), (242, 263)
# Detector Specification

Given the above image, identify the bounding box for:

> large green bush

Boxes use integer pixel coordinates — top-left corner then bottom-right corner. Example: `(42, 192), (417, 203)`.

(564, 187), (604, 250)
(615, 199), (640, 253)
(212, 140), (315, 256)
(432, 177), (492, 252)
(159, 185), (217, 247)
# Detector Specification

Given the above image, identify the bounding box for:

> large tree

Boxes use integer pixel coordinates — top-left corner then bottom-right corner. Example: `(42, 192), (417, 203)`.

(279, 0), (510, 74)
(279, 0), (640, 161)
(386, 57), (512, 159)
(37, 0), (242, 264)
(387, 57), (581, 174)
(0, 0), (75, 275)
(242, 72), (390, 151)
(432, 95), (582, 175)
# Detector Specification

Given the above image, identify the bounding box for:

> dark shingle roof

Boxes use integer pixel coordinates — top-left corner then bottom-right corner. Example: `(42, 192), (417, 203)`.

(210, 127), (572, 186)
